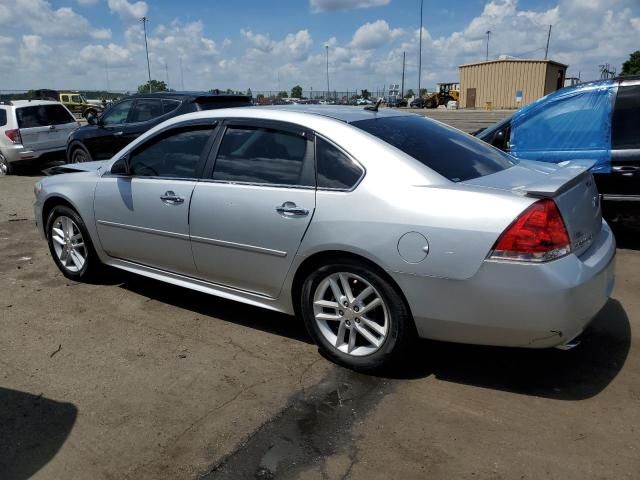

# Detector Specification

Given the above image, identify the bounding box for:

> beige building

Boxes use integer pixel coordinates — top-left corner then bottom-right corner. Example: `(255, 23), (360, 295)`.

(458, 59), (567, 109)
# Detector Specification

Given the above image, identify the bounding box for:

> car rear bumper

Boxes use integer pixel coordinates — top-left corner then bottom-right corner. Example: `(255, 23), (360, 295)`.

(394, 220), (616, 348)
(2, 145), (66, 163)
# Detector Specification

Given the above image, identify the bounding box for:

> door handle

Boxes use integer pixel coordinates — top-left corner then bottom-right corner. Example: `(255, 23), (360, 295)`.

(160, 191), (185, 204)
(113, 131), (124, 136)
(276, 202), (309, 216)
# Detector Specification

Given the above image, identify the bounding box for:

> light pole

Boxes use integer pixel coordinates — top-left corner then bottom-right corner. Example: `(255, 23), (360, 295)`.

(140, 16), (152, 93)
(325, 45), (330, 101)
(418, 0), (423, 98)
(486, 30), (491, 61)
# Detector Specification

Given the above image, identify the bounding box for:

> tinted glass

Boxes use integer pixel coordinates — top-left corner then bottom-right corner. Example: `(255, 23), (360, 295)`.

(162, 99), (181, 114)
(71, 95), (83, 103)
(213, 126), (312, 186)
(316, 137), (363, 189)
(16, 105), (75, 128)
(129, 126), (213, 178)
(101, 100), (133, 126)
(352, 116), (515, 182)
(0, 109), (6, 127)
(129, 99), (163, 123)
(612, 85), (640, 149)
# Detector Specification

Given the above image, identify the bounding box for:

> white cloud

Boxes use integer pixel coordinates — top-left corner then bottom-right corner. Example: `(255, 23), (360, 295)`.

(80, 43), (133, 67)
(350, 20), (402, 49)
(310, 0), (390, 13)
(107, 0), (148, 21)
(242, 29), (313, 61)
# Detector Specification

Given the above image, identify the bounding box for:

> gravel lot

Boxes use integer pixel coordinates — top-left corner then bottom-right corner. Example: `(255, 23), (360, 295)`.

(1, 109), (639, 480)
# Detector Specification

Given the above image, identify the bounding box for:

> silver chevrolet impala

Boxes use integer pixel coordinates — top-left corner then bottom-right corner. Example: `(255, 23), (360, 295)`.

(34, 106), (616, 370)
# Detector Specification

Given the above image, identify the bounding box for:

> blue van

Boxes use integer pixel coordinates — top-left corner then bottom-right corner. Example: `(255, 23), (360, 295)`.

(476, 76), (640, 203)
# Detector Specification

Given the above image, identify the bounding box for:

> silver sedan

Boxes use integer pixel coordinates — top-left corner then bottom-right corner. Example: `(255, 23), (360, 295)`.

(34, 106), (616, 370)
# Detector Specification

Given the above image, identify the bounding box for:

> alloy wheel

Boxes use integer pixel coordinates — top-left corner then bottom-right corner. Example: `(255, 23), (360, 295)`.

(72, 149), (88, 163)
(51, 216), (87, 273)
(313, 272), (389, 356)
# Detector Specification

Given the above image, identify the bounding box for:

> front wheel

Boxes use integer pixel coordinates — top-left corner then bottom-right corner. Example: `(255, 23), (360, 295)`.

(301, 260), (415, 371)
(46, 205), (101, 281)
(69, 145), (91, 164)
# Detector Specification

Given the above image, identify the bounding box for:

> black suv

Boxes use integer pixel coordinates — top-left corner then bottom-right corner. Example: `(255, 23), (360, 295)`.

(66, 92), (252, 163)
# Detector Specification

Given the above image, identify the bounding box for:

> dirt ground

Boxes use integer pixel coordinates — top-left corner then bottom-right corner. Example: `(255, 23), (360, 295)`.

(1, 110), (639, 479)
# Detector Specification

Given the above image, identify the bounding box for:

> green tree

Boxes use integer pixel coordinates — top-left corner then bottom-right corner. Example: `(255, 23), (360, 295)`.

(621, 50), (640, 76)
(360, 89), (371, 99)
(404, 89), (415, 98)
(419, 88), (428, 97)
(291, 85), (303, 98)
(256, 93), (265, 100)
(137, 79), (168, 94)
(277, 91), (288, 98)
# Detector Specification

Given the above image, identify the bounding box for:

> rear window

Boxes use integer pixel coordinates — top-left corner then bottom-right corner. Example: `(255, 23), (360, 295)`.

(352, 116), (516, 182)
(17, 105), (75, 128)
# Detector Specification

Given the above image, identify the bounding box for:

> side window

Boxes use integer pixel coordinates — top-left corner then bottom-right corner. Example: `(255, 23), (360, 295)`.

(61, 95), (70, 103)
(212, 125), (313, 186)
(0, 108), (6, 127)
(128, 99), (164, 123)
(101, 100), (133, 126)
(129, 126), (214, 178)
(316, 137), (363, 189)
(162, 99), (181, 115)
(511, 87), (613, 152)
(612, 85), (640, 149)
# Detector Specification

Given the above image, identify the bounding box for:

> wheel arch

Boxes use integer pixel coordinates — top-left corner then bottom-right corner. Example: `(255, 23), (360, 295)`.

(290, 250), (414, 323)
(41, 196), (79, 238)
(66, 141), (91, 163)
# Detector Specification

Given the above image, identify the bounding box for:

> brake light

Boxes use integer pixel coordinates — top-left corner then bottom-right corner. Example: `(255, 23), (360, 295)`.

(490, 198), (571, 262)
(5, 128), (22, 144)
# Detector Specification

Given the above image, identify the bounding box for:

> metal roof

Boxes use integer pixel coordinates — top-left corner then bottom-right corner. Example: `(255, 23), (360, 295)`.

(459, 58), (568, 69)
(260, 104), (413, 123)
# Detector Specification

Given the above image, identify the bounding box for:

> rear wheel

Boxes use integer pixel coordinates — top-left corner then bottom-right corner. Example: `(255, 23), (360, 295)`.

(70, 145), (91, 164)
(0, 154), (13, 175)
(46, 205), (101, 281)
(301, 260), (414, 371)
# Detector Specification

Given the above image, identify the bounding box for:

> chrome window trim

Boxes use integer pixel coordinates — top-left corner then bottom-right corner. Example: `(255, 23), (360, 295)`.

(195, 178), (315, 191)
(313, 132), (366, 193)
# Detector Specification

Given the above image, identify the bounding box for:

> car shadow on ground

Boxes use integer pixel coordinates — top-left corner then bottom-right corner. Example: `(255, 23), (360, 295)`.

(397, 299), (631, 401)
(113, 271), (630, 402)
(0, 388), (77, 480)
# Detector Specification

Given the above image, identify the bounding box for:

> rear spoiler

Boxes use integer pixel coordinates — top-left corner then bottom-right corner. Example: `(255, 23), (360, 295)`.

(512, 160), (596, 198)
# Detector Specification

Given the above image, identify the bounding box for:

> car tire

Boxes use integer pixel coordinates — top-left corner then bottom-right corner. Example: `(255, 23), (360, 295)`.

(300, 259), (415, 371)
(46, 205), (102, 281)
(425, 99), (437, 108)
(69, 145), (92, 164)
(0, 153), (13, 176)
(83, 109), (97, 119)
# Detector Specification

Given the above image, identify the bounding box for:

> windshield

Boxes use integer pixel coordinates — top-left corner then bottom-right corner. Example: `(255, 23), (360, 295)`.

(352, 115), (516, 182)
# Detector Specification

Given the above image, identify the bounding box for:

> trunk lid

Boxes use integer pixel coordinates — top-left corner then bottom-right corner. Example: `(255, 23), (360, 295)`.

(16, 104), (78, 151)
(464, 159), (602, 256)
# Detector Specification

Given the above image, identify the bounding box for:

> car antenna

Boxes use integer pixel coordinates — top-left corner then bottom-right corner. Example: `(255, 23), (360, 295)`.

(364, 97), (383, 112)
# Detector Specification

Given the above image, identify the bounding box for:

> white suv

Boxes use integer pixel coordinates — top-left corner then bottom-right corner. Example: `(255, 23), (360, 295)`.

(0, 100), (78, 175)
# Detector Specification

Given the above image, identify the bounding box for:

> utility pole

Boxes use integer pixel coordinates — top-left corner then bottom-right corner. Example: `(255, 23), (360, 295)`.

(140, 16), (152, 93)
(544, 24), (552, 60)
(105, 62), (110, 92)
(325, 45), (330, 101)
(179, 56), (184, 90)
(401, 51), (406, 100)
(165, 61), (169, 89)
(486, 30), (491, 61)
(418, 0), (423, 98)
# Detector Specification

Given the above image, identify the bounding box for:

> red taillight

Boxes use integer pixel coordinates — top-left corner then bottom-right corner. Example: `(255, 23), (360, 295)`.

(5, 129), (22, 144)
(490, 198), (571, 262)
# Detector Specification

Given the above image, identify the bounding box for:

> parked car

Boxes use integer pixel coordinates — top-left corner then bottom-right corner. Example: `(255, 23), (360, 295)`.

(410, 98), (426, 108)
(32, 89), (103, 119)
(66, 91), (252, 164)
(476, 76), (640, 206)
(387, 98), (408, 108)
(0, 100), (78, 175)
(34, 106), (615, 371)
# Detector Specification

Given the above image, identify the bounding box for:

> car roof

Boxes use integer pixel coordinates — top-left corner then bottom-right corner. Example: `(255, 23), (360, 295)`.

(124, 91), (252, 101)
(261, 104), (413, 123)
(3, 100), (62, 107)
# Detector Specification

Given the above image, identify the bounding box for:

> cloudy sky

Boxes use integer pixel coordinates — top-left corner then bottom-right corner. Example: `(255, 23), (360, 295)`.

(0, 0), (638, 94)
